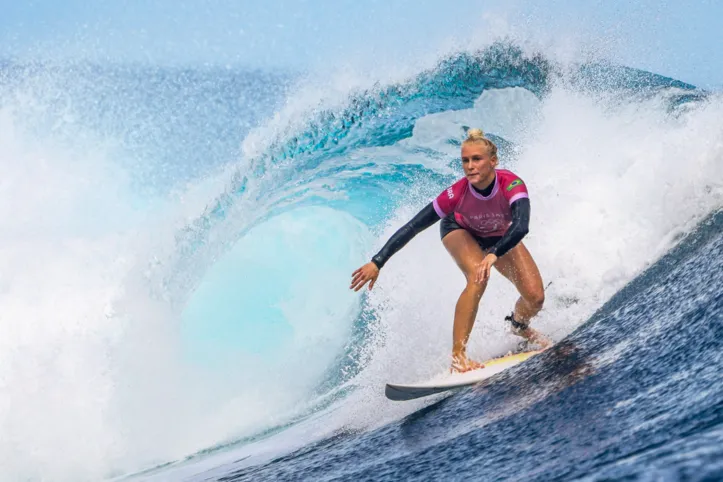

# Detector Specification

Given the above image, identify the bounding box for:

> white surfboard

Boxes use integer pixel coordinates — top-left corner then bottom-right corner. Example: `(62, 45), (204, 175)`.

(385, 350), (541, 401)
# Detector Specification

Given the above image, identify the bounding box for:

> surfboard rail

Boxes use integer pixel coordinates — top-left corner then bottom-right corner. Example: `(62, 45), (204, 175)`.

(385, 350), (541, 401)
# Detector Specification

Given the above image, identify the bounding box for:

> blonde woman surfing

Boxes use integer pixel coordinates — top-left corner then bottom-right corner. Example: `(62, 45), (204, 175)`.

(350, 129), (552, 373)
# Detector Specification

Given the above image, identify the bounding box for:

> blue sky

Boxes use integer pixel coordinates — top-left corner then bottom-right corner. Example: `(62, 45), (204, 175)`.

(1, 0), (721, 88)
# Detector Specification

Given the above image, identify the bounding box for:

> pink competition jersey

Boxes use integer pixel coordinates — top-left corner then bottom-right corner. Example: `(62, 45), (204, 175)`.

(432, 169), (529, 237)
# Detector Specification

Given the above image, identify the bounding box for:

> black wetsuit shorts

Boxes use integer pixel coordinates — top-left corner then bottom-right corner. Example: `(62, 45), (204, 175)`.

(439, 214), (503, 251)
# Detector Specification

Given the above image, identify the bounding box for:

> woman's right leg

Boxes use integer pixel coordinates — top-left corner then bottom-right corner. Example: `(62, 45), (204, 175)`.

(442, 229), (489, 372)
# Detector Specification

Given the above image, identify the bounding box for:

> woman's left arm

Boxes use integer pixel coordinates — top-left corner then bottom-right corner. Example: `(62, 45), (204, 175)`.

(487, 198), (531, 258)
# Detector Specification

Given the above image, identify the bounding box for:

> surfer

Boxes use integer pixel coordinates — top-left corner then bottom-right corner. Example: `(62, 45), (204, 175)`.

(350, 129), (552, 372)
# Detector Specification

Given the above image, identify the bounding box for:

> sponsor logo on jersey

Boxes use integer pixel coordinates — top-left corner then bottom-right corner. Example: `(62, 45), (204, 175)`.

(506, 179), (524, 191)
(447, 187), (454, 199)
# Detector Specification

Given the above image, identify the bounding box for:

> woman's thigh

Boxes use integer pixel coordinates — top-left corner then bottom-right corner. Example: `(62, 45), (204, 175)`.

(493, 242), (544, 300)
(442, 229), (488, 282)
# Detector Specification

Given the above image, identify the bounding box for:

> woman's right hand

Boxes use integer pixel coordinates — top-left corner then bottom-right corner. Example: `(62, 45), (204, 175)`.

(350, 262), (380, 292)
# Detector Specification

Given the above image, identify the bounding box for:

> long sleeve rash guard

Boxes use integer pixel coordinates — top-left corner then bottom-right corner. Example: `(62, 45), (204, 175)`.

(371, 196), (530, 269)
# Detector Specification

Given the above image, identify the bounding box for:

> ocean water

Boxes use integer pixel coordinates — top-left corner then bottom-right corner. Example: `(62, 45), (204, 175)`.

(0, 42), (721, 481)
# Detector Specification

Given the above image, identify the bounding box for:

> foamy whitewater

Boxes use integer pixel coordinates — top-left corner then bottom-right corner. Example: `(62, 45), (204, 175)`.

(0, 43), (721, 481)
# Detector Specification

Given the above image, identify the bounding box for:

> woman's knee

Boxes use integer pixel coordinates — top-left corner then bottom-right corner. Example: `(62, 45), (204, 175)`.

(525, 289), (545, 310)
(464, 278), (487, 297)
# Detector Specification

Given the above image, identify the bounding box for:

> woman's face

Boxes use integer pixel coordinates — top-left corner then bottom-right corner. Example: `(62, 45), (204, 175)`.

(461, 142), (498, 186)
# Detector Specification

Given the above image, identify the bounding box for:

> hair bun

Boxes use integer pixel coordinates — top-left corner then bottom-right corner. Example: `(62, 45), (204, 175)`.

(466, 128), (486, 141)
(462, 128), (498, 158)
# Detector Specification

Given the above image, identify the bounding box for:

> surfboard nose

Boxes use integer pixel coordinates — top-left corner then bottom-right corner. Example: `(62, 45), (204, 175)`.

(385, 384), (456, 402)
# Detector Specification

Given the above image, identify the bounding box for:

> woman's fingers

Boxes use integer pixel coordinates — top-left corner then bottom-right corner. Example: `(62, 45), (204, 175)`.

(351, 278), (366, 291)
(351, 271), (370, 291)
(476, 261), (491, 283)
(351, 263), (379, 291)
(350, 270), (362, 289)
(476, 264), (486, 283)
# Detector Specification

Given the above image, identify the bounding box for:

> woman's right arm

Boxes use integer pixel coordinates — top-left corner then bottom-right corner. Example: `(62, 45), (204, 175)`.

(371, 203), (439, 268)
(350, 203), (440, 291)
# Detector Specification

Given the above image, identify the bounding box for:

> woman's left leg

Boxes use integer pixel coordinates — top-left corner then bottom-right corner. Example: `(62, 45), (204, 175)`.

(493, 242), (552, 348)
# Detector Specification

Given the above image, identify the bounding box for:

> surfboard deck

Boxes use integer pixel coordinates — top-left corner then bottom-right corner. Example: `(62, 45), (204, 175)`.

(385, 350), (541, 401)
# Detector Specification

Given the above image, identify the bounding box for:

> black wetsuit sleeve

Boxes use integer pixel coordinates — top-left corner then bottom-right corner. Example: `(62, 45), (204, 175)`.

(371, 203), (440, 269)
(488, 198), (531, 258)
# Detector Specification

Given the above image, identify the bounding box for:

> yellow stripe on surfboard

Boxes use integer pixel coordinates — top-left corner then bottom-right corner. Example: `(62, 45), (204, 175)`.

(481, 349), (542, 368)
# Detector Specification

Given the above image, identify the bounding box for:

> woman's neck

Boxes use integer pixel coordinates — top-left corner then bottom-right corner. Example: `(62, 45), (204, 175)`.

(471, 172), (496, 196)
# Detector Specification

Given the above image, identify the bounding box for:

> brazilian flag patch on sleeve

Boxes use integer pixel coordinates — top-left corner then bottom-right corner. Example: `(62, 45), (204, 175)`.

(506, 179), (524, 191)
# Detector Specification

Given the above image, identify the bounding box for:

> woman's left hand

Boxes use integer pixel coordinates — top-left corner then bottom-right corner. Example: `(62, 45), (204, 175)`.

(475, 253), (498, 283)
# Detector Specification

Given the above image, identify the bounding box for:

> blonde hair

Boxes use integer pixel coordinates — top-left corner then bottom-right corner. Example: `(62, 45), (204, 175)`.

(463, 128), (497, 158)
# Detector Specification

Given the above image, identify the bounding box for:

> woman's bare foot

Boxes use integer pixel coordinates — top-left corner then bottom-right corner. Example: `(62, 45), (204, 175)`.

(451, 354), (485, 373)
